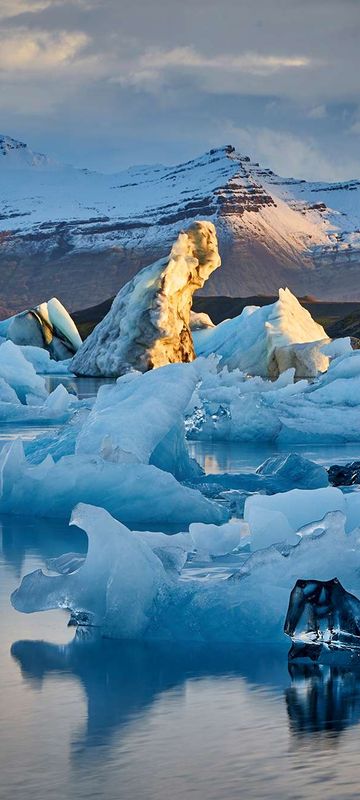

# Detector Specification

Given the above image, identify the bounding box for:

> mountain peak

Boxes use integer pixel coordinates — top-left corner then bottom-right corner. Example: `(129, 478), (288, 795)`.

(0, 134), (56, 169)
(0, 139), (359, 310)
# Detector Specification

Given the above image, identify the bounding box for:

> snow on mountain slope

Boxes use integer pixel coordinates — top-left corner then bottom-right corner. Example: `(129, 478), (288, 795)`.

(0, 137), (359, 313)
(0, 134), (58, 170)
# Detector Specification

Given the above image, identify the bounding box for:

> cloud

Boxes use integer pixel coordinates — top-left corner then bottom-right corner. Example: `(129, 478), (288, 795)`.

(0, 0), (88, 19)
(0, 0), (358, 178)
(349, 120), (360, 134)
(115, 45), (313, 89)
(307, 105), (327, 119)
(0, 28), (90, 71)
(216, 124), (360, 181)
(0, 1), (53, 18)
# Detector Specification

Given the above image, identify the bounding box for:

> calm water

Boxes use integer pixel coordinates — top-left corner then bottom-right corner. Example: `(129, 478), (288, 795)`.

(2, 381), (360, 799)
(188, 440), (360, 473)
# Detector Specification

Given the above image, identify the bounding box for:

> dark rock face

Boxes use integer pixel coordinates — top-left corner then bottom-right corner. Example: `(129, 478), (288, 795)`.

(327, 311), (360, 341)
(328, 462), (360, 486)
(284, 578), (360, 651)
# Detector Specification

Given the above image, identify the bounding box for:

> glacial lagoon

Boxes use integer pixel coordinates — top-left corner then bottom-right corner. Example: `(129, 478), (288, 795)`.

(2, 377), (360, 800)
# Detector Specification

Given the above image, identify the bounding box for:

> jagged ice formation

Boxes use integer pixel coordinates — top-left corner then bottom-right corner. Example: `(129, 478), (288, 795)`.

(72, 221), (221, 377)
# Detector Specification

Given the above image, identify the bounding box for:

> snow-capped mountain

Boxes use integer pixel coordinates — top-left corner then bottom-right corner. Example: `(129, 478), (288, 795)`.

(0, 135), (359, 314)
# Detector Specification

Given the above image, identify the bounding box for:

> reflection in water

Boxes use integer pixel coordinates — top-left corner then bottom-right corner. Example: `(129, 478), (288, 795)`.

(12, 629), (360, 761)
(286, 648), (360, 738)
(188, 440), (360, 475)
(11, 632), (288, 757)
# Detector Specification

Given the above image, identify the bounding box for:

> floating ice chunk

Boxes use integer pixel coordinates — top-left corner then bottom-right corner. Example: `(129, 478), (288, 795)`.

(150, 422), (203, 481)
(344, 492), (360, 534)
(296, 510), (345, 539)
(244, 487), (346, 550)
(0, 340), (47, 402)
(190, 310), (215, 331)
(318, 350), (360, 384)
(43, 383), (72, 415)
(189, 520), (249, 557)
(0, 376), (19, 404)
(272, 339), (329, 379)
(12, 506), (360, 644)
(321, 337), (352, 359)
(284, 578), (360, 650)
(137, 530), (194, 573)
(229, 395), (282, 442)
(256, 453), (329, 490)
(193, 288), (328, 378)
(328, 462), (360, 487)
(0, 394), (73, 424)
(0, 440), (227, 526)
(20, 345), (71, 374)
(76, 362), (200, 468)
(188, 346), (360, 445)
(12, 503), (168, 638)
(25, 413), (86, 464)
(47, 552), (85, 575)
(0, 297), (81, 360)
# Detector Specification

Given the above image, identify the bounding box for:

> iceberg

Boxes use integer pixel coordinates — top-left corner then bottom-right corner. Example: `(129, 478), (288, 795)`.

(189, 519), (248, 557)
(11, 504), (360, 644)
(244, 487), (347, 550)
(187, 347), (360, 444)
(284, 578), (360, 651)
(12, 503), (167, 638)
(328, 461), (360, 487)
(0, 360), (227, 524)
(0, 440), (227, 526)
(188, 453), (329, 514)
(75, 361), (201, 471)
(19, 346), (71, 375)
(0, 339), (76, 423)
(0, 383), (74, 424)
(0, 339), (47, 403)
(255, 453), (329, 490)
(192, 288), (329, 379)
(0, 297), (81, 361)
(71, 221), (221, 377)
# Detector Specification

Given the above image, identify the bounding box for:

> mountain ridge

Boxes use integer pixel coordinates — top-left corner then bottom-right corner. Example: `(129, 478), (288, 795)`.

(0, 136), (359, 313)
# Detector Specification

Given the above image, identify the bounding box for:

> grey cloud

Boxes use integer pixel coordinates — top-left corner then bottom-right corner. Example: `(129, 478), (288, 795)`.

(0, 0), (359, 178)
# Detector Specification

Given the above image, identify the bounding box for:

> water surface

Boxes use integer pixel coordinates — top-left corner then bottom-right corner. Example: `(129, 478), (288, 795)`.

(2, 377), (360, 799)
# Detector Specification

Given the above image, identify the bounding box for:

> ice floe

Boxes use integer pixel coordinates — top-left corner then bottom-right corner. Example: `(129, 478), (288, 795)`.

(0, 296), (81, 360)
(11, 502), (360, 644)
(193, 288), (330, 379)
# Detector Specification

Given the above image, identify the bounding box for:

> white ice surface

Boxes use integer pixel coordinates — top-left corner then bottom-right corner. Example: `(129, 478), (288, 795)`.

(187, 348), (360, 444)
(19, 346), (71, 374)
(11, 503), (360, 644)
(46, 297), (82, 352)
(0, 340), (47, 403)
(193, 288), (328, 378)
(76, 362), (201, 464)
(0, 438), (227, 526)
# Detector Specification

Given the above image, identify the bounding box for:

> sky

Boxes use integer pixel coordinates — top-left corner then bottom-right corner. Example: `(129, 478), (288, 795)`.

(0, 0), (359, 179)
